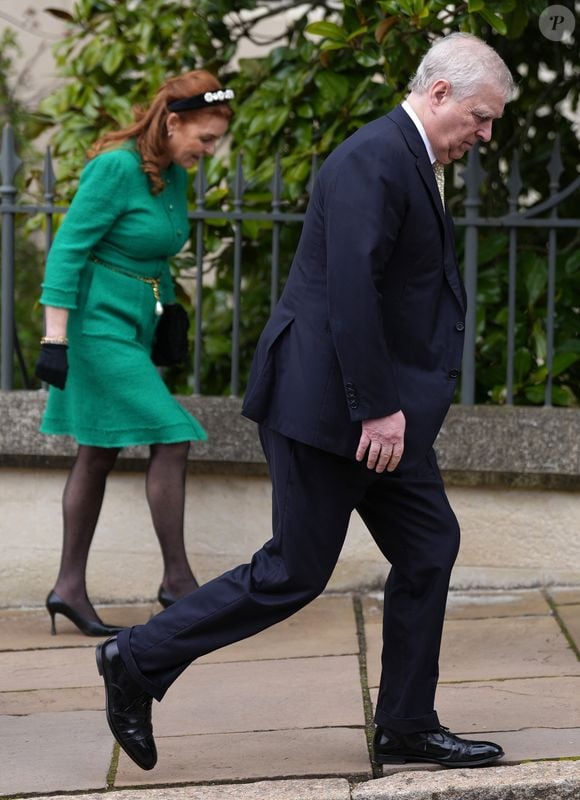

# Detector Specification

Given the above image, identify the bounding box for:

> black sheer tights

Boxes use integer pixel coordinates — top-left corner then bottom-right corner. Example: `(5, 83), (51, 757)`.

(146, 441), (198, 598)
(52, 442), (196, 622)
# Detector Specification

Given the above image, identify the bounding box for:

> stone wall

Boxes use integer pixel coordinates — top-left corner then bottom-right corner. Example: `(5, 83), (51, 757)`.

(0, 391), (578, 607)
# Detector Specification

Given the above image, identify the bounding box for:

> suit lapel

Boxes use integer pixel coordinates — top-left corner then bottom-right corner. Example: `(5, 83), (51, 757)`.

(389, 105), (465, 312)
(388, 105), (446, 228)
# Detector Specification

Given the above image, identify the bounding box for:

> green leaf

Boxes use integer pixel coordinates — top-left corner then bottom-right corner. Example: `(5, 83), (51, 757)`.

(523, 255), (547, 308)
(296, 103), (314, 119)
(242, 219), (264, 240)
(552, 352), (580, 377)
(305, 21), (347, 41)
(565, 249), (580, 274)
(354, 51), (381, 67)
(523, 385), (545, 404)
(478, 9), (508, 35)
(467, 0), (485, 10)
(551, 385), (577, 406)
(514, 348), (532, 383)
(346, 26), (369, 41)
(314, 71), (350, 102)
(102, 42), (125, 75)
(320, 40), (348, 52)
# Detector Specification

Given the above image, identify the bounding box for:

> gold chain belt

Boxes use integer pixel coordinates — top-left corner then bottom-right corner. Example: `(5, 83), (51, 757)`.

(90, 253), (164, 316)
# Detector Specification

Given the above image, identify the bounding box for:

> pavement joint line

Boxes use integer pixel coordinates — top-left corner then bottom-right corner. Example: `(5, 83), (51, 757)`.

(437, 673), (580, 684)
(106, 742), (120, 789)
(132, 724), (368, 740)
(352, 594), (380, 780)
(544, 589), (580, 661)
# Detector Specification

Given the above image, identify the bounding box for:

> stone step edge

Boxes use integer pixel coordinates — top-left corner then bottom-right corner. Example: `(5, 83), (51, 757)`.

(13, 761), (580, 800)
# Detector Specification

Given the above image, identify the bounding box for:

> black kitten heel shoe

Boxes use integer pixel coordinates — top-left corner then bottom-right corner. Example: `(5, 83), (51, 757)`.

(157, 576), (200, 609)
(46, 590), (125, 637)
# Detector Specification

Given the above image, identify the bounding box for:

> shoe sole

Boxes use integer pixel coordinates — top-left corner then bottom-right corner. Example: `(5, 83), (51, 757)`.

(96, 643), (157, 771)
(375, 753), (504, 768)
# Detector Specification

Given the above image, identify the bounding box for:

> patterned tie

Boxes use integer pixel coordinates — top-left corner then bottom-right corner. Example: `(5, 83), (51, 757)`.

(433, 161), (445, 207)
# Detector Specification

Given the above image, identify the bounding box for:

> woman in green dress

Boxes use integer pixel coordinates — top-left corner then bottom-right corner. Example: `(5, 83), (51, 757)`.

(35, 70), (232, 636)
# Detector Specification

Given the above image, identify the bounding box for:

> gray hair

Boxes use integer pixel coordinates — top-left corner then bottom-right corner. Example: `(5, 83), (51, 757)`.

(409, 32), (515, 102)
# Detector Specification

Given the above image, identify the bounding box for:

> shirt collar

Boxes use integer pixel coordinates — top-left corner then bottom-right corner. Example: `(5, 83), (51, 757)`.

(401, 99), (437, 165)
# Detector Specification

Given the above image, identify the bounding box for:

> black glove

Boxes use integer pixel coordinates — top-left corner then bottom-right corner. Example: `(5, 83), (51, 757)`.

(35, 343), (69, 390)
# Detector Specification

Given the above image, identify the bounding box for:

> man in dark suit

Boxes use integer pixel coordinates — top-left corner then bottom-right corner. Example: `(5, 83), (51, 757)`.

(96, 32), (514, 772)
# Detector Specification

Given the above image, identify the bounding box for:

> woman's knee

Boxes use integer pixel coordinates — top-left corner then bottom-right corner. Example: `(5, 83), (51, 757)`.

(77, 445), (120, 475)
(149, 441), (190, 464)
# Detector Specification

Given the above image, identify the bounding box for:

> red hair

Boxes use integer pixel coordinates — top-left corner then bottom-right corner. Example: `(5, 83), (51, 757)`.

(88, 70), (233, 194)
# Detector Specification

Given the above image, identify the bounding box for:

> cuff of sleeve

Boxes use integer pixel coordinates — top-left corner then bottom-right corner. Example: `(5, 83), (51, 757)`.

(40, 286), (78, 309)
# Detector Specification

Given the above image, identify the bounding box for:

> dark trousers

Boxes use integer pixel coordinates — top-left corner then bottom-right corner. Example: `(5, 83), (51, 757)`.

(117, 426), (460, 733)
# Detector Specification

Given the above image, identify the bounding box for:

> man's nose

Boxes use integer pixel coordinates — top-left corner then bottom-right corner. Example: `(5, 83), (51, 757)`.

(476, 120), (493, 142)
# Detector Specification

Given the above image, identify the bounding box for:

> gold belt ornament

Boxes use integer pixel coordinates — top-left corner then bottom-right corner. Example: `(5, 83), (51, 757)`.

(90, 254), (164, 316)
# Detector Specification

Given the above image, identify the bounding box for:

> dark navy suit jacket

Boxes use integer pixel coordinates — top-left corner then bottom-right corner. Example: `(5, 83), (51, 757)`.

(242, 105), (466, 468)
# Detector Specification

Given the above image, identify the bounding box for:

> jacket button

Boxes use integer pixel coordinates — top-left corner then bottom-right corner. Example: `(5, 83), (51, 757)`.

(449, 369), (460, 379)
(455, 321), (465, 331)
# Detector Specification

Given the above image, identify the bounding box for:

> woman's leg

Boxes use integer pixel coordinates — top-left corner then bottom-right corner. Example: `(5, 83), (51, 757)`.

(146, 441), (199, 599)
(52, 445), (120, 621)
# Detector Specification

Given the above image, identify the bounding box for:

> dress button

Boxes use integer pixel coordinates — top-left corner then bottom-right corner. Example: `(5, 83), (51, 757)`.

(169, 204), (174, 210)
(455, 321), (465, 331)
(449, 369), (459, 379)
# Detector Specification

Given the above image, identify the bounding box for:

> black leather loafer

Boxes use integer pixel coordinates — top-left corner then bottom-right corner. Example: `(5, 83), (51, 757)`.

(96, 636), (157, 771)
(374, 725), (504, 768)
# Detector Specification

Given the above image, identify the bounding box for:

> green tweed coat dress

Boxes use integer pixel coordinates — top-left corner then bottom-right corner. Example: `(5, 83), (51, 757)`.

(39, 143), (207, 447)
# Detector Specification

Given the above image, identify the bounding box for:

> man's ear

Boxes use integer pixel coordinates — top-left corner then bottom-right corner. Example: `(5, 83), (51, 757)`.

(430, 79), (452, 108)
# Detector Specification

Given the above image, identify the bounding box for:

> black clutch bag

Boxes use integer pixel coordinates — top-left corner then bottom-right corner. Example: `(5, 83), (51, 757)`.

(151, 303), (190, 366)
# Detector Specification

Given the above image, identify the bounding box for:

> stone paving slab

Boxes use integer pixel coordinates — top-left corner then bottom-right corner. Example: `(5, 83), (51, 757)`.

(0, 604), (155, 650)
(444, 588), (551, 618)
(436, 676), (580, 732)
(439, 616), (580, 681)
(364, 609), (580, 688)
(557, 604), (580, 649)
(154, 655), (365, 736)
(197, 595), (358, 664)
(485, 727), (580, 762)
(0, 710), (111, 796)
(370, 677), (580, 734)
(20, 779), (352, 800)
(369, 681), (580, 764)
(0, 646), (99, 691)
(352, 761), (580, 800)
(549, 588), (580, 605)
(363, 590), (552, 629)
(0, 685), (102, 715)
(115, 727), (370, 786)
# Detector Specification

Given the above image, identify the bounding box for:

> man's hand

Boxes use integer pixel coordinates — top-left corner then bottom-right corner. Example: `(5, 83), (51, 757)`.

(356, 410), (406, 473)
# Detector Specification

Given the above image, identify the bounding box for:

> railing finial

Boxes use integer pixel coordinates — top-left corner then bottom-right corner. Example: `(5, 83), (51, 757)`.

(0, 124), (23, 187)
(43, 146), (56, 200)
